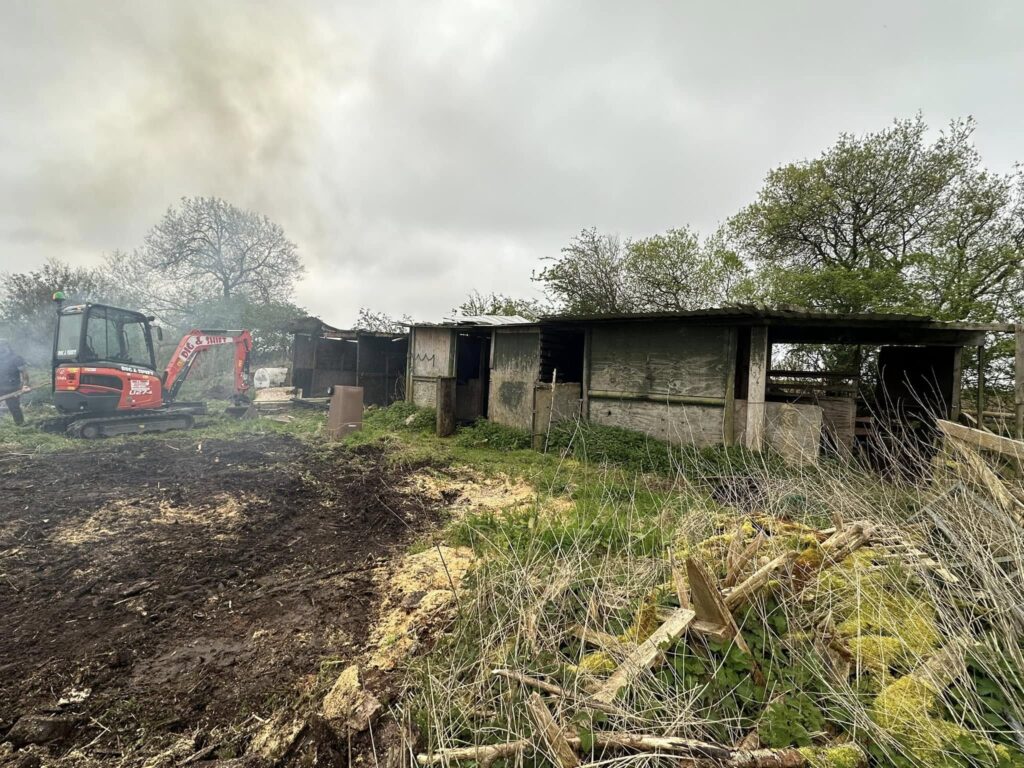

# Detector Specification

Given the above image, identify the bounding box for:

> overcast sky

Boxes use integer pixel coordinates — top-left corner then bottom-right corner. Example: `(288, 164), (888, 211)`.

(1, 1), (1022, 325)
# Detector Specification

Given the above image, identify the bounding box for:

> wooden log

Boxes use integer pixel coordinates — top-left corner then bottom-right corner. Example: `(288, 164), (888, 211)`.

(591, 608), (696, 704)
(725, 551), (798, 610)
(726, 522), (745, 576)
(724, 532), (766, 588)
(436, 376), (456, 437)
(491, 669), (629, 718)
(944, 437), (1024, 524)
(687, 558), (749, 651)
(0, 386), (30, 404)
(526, 693), (579, 768)
(937, 418), (1024, 463)
(417, 732), (809, 766)
(667, 549), (690, 608)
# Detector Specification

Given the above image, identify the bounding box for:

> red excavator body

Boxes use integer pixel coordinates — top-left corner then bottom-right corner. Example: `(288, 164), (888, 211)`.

(51, 300), (252, 438)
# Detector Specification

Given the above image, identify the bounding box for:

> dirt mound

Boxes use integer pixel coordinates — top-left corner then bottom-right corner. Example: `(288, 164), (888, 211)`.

(0, 436), (440, 766)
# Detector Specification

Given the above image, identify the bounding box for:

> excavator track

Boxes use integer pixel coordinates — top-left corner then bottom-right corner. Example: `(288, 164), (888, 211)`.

(66, 412), (196, 439)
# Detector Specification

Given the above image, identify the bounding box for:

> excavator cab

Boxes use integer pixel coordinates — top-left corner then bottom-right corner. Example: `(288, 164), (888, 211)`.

(54, 303), (158, 371)
(52, 303), (164, 416)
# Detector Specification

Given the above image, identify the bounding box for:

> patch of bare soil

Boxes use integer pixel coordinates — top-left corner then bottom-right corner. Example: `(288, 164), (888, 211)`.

(0, 435), (440, 767)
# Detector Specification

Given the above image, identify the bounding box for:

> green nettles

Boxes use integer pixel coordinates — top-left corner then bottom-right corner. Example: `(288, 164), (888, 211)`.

(759, 692), (826, 748)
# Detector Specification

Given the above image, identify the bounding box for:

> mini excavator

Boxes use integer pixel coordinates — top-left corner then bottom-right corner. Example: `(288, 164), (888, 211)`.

(49, 292), (253, 438)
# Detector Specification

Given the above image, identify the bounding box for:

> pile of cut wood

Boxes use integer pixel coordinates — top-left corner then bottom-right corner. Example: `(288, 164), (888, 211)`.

(417, 519), (879, 768)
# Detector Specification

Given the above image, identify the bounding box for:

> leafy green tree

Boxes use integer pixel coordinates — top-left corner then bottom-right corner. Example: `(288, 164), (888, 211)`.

(730, 116), (1024, 320)
(534, 226), (747, 314)
(0, 259), (132, 365)
(452, 290), (549, 319)
(105, 197), (305, 325)
(626, 228), (748, 312)
(353, 308), (411, 333)
(182, 295), (305, 365)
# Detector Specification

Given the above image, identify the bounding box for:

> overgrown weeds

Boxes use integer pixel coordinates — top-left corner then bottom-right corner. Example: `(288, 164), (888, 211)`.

(368, 408), (1024, 768)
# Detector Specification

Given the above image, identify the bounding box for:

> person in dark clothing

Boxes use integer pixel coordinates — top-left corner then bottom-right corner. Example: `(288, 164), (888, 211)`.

(0, 340), (29, 426)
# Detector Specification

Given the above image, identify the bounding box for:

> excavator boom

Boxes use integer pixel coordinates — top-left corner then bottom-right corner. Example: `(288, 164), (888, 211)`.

(163, 330), (254, 402)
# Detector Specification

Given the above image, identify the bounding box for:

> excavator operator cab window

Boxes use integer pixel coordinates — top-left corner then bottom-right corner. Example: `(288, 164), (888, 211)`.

(69, 306), (156, 370)
(55, 311), (83, 361)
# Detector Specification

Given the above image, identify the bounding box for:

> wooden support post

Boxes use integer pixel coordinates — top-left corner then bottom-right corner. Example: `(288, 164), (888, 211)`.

(745, 327), (769, 451)
(525, 693), (579, 768)
(1016, 324), (1024, 439)
(581, 328), (592, 422)
(436, 376), (456, 437)
(977, 345), (985, 427)
(724, 328), (738, 446)
(591, 608), (696, 704)
(950, 346), (963, 421)
(405, 328), (415, 403)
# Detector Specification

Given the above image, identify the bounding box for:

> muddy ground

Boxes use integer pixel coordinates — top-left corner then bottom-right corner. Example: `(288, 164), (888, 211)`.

(0, 434), (439, 766)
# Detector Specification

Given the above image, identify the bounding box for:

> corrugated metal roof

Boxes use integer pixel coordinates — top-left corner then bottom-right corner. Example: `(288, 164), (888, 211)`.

(538, 305), (1011, 332)
(410, 314), (537, 328)
(287, 316), (408, 338)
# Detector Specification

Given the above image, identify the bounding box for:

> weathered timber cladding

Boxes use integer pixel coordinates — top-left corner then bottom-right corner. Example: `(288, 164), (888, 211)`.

(409, 327), (454, 409)
(589, 323), (732, 397)
(592, 399), (725, 446)
(533, 382), (583, 447)
(489, 329), (540, 432)
(734, 400), (823, 466)
(587, 323), (733, 446)
(412, 328), (454, 377)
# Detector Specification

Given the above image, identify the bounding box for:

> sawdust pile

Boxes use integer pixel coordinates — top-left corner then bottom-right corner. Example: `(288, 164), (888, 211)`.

(51, 493), (246, 545)
(369, 545), (476, 670)
(404, 468), (536, 518)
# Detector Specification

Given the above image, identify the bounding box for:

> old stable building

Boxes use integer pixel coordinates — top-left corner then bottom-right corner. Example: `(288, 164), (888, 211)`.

(289, 316), (408, 406)
(407, 309), (1013, 462)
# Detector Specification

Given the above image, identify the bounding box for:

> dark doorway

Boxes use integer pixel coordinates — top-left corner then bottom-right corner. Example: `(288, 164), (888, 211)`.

(455, 331), (491, 422)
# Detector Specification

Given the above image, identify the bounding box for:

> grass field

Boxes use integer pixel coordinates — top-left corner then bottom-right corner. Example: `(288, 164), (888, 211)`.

(3, 399), (1023, 767)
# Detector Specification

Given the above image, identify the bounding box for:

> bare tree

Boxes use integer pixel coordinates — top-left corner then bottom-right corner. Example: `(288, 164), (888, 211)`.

(142, 197), (303, 304)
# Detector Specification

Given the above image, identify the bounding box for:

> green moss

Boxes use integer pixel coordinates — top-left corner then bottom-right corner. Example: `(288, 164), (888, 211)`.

(815, 550), (941, 668)
(848, 635), (915, 677)
(798, 744), (865, 768)
(575, 651), (616, 675)
(870, 675), (1024, 767)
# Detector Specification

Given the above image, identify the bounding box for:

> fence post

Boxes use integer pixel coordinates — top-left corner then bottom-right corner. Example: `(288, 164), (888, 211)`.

(1016, 325), (1024, 439)
(436, 376), (456, 437)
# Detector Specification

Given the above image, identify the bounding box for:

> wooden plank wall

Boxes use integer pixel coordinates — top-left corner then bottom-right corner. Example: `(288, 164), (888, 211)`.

(589, 323), (732, 397)
(734, 400), (823, 465)
(410, 327), (454, 409)
(533, 382), (583, 447)
(586, 322), (734, 447)
(488, 329), (540, 432)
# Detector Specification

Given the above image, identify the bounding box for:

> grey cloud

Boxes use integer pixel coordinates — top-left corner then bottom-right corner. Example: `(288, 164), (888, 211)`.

(1, 0), (1022, 325)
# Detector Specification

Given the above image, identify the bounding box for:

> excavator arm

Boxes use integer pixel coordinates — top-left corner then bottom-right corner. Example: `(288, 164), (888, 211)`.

(163, 330), (253, 403)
